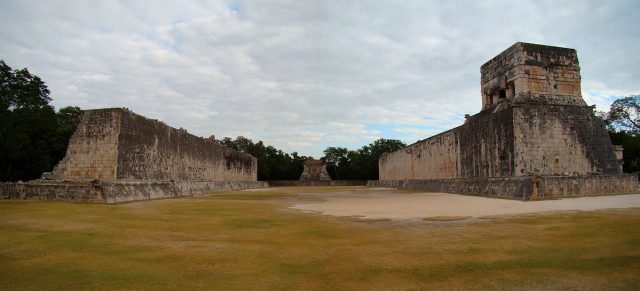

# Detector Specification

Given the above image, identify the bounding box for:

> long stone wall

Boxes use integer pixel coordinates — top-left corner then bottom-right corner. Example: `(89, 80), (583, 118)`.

(369, 174), (637, 201)
(379, 106), (515, 180)
(269, 180), (367, 187)
(50, 108), (257, 182)
(116, 109), (256, 181)
(0, 180), (268, 203)
(380, 103), (621, 181)
(0, 181), (103, 202)
(1, 108), (263, 203)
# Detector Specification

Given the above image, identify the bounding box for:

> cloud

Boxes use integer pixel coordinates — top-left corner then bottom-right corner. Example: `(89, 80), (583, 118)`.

(1, 0), (639, 157)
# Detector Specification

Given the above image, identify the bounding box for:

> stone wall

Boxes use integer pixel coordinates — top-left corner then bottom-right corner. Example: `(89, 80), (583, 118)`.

(1, 108), (263, 203)
(379, 106), (515, 180)
(369, 174), (637, 201)
(50, 109), (120, 180)
(269, 180), (367, 187)
(116, 109), (256, 181)
(51, 108), (257, 182)
(0, 181), (103, 202)
(380, 103), (620, 181)
(513, 105), (621, 176)
(378, 129), (460, 180)
(533, 175), (637, 199)
(0, 180), (268, 203)
(101, 181), (267, 203)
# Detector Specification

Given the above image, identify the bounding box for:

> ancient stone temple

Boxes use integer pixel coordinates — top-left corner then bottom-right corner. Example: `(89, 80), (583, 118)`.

(299, 160), (331, 182)
(372, 42), (636, 200)
(1, 108), (266, 203)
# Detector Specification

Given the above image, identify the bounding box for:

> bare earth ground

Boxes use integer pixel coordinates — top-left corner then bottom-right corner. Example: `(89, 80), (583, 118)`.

(1, 186), (639, 290)
(284, 187), (640, 221)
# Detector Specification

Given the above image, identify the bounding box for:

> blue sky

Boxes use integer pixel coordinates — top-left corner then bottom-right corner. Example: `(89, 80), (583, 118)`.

(1, 0), (639, 158)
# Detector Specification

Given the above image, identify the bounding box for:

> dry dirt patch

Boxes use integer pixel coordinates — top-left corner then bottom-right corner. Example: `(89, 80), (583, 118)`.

(282, 187), (640, 220)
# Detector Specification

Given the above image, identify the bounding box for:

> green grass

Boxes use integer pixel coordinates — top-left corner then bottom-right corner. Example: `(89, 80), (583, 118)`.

(1, 187), (639, 290)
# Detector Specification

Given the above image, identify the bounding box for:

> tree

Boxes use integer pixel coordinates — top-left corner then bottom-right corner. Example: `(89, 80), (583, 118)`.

(322, 147), (348, 165)
(608, 131), (640, 173)
(601, 95), (640, 135)
(322, 147), (349, 179)
(597, 95), (640, 173)
(0, 60), (51, 111)
(321, 138), (406, 180)
(0, 60), (82, 181)
(219, 136), (312, 180)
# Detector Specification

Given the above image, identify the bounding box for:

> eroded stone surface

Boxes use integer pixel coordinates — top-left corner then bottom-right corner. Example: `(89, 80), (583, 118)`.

(1, 108), (262, 202)
(378, 42), (629, 198)
(299, 160), (331, 181)
(51, 108), (257, 182)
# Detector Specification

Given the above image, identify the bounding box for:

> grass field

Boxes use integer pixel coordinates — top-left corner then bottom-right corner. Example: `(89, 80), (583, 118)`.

(1, 186), (639, 290)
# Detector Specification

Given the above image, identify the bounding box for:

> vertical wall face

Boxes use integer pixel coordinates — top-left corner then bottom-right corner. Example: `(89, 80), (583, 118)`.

(379, 42), (623, 181)
(116, 110), (257, 181)
(458, 107), (516, 177)
(513, 105), (622, 176)
(380, 103), (621, 180)
(52, 108), (257, 182)
(480, 42), (584, 108)
(51, 109), (120, 180)
(379, 107), (515, 180)
(379, 130), (460, 180)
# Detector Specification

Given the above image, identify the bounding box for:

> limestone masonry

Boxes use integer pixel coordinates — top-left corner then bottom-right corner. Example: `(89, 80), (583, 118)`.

(50, 108), (257, 181)
(2, 42), (635, 203)
(373, 42), (635, 199)
(1, 108), (266, 202)
(299, 160), (331, 182)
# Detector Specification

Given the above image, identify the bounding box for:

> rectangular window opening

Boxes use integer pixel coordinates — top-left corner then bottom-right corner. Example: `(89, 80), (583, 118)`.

(499, 89), (507, 99)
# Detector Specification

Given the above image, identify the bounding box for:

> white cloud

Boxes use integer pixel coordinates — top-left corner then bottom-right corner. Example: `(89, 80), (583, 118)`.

(1, 0), (639, 157)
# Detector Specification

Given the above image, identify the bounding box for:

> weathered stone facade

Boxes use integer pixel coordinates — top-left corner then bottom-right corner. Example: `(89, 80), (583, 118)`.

(379, 42), (633, 199)
(2, 108), (264, 202)
(299, 160), (331, 182)
(51, 108), (256, 181)
(481, 42), (584, 108)
(369, 175), (637, 200)
(0, 180), (268, 203)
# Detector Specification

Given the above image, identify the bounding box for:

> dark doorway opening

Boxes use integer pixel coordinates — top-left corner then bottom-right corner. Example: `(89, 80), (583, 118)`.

(499, 89), (507, 99)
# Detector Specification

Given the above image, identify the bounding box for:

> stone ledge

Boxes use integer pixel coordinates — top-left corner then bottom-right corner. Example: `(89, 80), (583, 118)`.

(0, 180), (268, 204)
(368, 175), (638, 201)
(269, 180), (367, 187)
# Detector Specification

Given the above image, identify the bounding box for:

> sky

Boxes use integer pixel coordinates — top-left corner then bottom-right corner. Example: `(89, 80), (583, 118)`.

(1, 0), (639, 158)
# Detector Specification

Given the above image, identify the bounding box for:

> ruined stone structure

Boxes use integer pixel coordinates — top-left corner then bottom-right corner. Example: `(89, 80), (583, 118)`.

(299, 160), (331, 182)
(1, 108), (266, 202)
(372, 42), (636, 199)
(50, 108), (256, 181)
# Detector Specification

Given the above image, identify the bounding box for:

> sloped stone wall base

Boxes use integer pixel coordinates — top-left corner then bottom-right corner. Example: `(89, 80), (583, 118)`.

(0, 180), (268, 203)
(268, 180), (367, 187)
(368, 175), (638, 200)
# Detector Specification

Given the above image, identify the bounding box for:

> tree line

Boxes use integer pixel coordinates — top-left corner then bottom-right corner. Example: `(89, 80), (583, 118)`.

(1, 59), (639, 182)
(598, 95), (640, 172)
(0, 60), (82, 182)
(220, 136), (405, 181)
